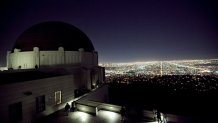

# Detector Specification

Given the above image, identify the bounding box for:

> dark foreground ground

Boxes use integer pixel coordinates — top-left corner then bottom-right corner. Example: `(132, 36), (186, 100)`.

(108, 82), (218, 122)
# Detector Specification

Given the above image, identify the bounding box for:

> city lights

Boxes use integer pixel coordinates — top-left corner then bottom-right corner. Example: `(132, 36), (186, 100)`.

(101, 59), (218, 94)
(101, 59), (218, 77)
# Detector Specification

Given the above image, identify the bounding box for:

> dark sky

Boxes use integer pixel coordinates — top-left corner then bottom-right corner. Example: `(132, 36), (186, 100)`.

(0, 0), (218, 65)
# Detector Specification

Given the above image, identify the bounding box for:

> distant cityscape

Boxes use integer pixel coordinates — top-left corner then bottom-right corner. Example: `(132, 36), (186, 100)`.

(100, 59), (218, 93)
(100, 59), (218, 77)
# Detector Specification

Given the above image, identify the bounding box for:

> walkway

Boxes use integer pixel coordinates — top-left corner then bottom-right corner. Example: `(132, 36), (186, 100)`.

(35, 109), (158, 123)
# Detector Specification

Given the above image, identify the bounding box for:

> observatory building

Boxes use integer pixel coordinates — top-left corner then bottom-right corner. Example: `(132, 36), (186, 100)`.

(7, 21), (98, 69)
(0, 21), (105, 123)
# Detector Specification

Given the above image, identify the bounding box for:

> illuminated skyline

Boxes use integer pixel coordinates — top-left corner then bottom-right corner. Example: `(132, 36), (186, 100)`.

(101, 59), (218, 76)
(1, 0), (218, 65)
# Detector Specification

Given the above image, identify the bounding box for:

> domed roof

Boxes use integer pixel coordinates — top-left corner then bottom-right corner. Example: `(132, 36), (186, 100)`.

(13, 21), (94, 52)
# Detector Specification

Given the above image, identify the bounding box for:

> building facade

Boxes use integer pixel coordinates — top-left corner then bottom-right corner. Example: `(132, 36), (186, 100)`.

(0, 21), (105, 123)
(7, 47), (98, 70)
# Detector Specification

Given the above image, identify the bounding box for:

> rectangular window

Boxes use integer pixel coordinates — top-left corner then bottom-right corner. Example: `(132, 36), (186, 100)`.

(8, 102), (22, 123)
(55, 91), (62, 105)
(36, 95), (45, 113)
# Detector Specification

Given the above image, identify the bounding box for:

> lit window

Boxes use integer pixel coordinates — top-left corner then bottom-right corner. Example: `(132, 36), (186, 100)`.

(55, 91), (62, 105)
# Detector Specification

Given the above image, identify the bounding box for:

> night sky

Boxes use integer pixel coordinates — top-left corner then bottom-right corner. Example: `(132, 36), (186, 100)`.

(0, 0), (218, 65)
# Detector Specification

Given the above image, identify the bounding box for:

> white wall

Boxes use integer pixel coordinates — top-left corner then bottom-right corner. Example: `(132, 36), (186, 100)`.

(0, 67), (7, 71)
(40, 51), (64, 66)
(9, 51), (36, 69)
(8, 49), (98, 69)
(65, 51), (80, 64)
(0, 74), (84, 123)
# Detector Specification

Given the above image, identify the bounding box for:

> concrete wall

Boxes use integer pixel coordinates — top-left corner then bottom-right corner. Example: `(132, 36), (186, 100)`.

(99, 67), (105, 83)
(39, 51), (64, 66)
(9, 51), (37, 69)
(82, 52), (93, 66)
(65, 51), (80, 64)
(93, 52), (98, 65)
(80, 85), (109, 103)
(0, 74), (84, 123)
(7, 48), (98, 70)
(0, 67), (7, 71)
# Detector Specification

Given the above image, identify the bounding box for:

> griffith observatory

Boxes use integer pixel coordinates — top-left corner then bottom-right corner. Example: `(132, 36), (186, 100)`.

(0, 21), (105, 123)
